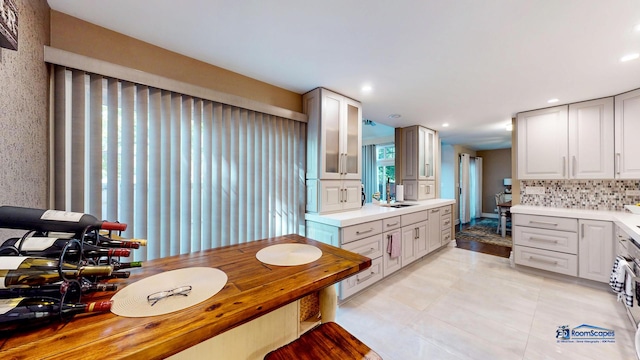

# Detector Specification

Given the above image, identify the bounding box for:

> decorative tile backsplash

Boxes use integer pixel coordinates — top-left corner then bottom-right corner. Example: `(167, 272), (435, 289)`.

(520, 180), (640, 211)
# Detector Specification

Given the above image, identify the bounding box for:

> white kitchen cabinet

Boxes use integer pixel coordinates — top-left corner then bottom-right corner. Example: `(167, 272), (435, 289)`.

(427, 207), (441, 251)
(513, 214), (578, 276)
(615, 89), (640, 179)
(400, 210), (428, 267)
(514, 213), (615, 283)
(402, 125), (436, 182)
(304, 88), (362, 214)
(578, 219), (614, 283)
(517, 99), (614, 180)
(304, 87), (361, 181)
(427, 205), (452, 251)
(517, 105), (569, 179)
(403, 180), (435, 201)
(568, 98), (614, 179)
(382, 228), (402, 276)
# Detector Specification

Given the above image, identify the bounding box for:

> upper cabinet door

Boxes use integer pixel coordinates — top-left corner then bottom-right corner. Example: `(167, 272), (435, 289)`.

(402, 126), (436, 181)
(304, 88), (362, 181)
(343, 98), (362, 180)
(320, 91), (344, 179)
(568, 97), (614, 179)
(615, 89), (640, 179)
(517, 105), (569, 180)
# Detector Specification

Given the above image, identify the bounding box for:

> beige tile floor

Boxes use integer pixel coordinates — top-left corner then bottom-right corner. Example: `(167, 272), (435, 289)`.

(335, 243), (637, 360)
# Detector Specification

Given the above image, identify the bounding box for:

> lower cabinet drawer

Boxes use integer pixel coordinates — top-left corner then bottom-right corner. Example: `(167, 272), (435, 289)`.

(441, 229), (452, 244)
(342, 234), (383, 259)
(342, 220), (383, 244)
(441, 214), (452, 229)
(514, 246), (577, 276)
(513, 226), (578, 254)
(340, 256), (383, 299)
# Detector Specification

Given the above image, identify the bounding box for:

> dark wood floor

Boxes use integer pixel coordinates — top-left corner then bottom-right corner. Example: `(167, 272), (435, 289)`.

(454, 218), (512, 258)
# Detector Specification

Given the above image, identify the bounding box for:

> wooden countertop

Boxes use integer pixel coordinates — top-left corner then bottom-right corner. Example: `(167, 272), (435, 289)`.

(0, 234), (371, 360)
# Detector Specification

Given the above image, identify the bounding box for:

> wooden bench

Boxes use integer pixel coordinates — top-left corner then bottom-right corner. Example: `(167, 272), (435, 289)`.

(264, 321), (382, 360)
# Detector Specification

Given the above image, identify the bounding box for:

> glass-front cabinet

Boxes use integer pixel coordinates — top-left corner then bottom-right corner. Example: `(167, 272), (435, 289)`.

(319, 91), (361, 180)
(403, 125), (435, 181)
(303, 87), (362, 213)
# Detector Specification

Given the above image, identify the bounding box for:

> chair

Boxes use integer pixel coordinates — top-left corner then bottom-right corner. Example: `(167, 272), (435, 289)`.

(495, 192), (511, 234)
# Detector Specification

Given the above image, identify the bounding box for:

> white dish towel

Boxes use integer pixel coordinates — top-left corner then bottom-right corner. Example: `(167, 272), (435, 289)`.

(610, 255), (634, 307)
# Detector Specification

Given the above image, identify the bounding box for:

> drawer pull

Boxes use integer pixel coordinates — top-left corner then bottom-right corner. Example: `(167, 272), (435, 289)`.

(360, 248), (376, 256)
(529, 256), (558, 265)
(386, 222), (399, 227)
(356, 228), (374, 235)
(357, 271), (377, 283)
(443, 221), (450, 226)
(528, 237), (559, 244)
(431, 209), (439, 213)
(529, 221), (558, 227)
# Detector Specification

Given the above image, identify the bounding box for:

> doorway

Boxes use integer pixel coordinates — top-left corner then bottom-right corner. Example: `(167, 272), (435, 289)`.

(459, 154), (482, 224)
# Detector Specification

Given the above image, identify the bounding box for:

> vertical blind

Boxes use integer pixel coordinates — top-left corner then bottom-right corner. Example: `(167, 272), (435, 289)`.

(52, 66), (306, 261)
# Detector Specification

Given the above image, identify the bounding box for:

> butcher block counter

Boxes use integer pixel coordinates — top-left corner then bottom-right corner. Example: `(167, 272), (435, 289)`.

(0, 234), (371, 360)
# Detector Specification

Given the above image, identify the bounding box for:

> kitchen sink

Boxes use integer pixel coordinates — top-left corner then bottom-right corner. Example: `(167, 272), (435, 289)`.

(390, 203), (415, 208)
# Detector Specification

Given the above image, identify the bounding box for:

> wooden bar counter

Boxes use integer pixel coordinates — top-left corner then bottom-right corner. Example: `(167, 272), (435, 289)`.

(0, 234), (371, 360)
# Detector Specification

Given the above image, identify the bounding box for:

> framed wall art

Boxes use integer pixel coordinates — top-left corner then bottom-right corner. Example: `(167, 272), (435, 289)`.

(0, 0), (18, 51)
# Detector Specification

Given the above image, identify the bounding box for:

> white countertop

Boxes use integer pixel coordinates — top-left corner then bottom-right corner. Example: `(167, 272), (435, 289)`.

(511, 204), (640, 243)
(305, 198), (456, 227)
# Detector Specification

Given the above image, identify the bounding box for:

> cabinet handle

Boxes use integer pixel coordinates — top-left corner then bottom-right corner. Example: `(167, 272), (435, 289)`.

(528, 237), (559, 244)
(343, 153), (348, 174)
(581, 223), (584, 239)
(616, 153), (621, 175)
(356, 228), (374, 235)
(386, 222), (399, 227)
(444, 221), (450, 226)
(528, 256), (558, 265)
(572, 156), (576, 177)
(562, 156), (566, 177)
(529, 221), (558, 227)
(357, 271), (377, 283)
(431, 209), (439, 213)
(360, 247), (376, 256)
(339, 188), (344, 203)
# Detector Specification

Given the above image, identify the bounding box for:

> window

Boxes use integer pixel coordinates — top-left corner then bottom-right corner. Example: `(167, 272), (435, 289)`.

(52, 66), (306, 261)
(376, 144), (395, 201)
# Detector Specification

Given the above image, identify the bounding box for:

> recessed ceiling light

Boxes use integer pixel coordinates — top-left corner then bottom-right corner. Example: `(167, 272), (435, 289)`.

(442, 123), (449, 127)
(388, 114), (401, 119)
(361, 85), (373, 92)
(620, 53), (640, 62)
(547, 98), (559, 104)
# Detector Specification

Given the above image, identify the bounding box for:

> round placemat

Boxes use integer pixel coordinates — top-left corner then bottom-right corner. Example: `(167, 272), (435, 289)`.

(110, 267), (227, 317)
(256, 243), (322, 266)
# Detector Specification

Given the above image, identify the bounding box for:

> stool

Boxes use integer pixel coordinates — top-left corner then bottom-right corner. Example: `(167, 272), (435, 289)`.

(264, 322), (382, 360)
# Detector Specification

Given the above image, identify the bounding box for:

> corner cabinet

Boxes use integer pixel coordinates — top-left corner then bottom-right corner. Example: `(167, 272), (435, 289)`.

(304, 88), (362, 213)
(401, 125), (436, 200)
(517, 98), (614, 180)
(615, 89), (640, 179)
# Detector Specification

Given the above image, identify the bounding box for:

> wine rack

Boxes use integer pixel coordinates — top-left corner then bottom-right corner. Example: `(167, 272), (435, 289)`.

(0, 206), (143, 331)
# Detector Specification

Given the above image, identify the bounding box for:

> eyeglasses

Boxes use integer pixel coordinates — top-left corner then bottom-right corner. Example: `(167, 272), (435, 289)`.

(147, 285), (192, 306)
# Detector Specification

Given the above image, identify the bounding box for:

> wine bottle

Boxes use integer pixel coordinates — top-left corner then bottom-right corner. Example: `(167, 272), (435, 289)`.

(98, 261), (142, 270)
(0, 257), (113, 288)
(1, 237), (131, 258)
(0, 281), (117, 298)
(0, 206), (127, 233)
(0, 297), (112, 331)
(84, 233), (145, 249)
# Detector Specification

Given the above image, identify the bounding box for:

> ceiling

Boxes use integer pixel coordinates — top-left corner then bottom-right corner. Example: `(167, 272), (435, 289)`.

(48, 0), (640, 150)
